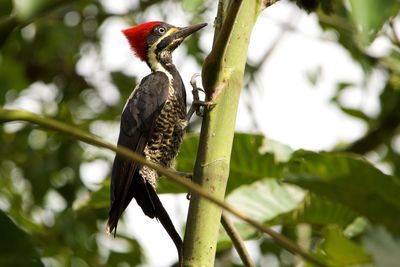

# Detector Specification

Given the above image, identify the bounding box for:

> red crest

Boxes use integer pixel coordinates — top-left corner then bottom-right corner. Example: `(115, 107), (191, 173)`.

(122, 21), (160, 61)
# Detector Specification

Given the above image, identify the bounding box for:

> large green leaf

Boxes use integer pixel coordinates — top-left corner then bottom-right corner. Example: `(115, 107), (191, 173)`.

(228, 133), (289, 193)
(159, 133), (289, 194)
(217, 179), (305, 249)
(273, 193), (359, 228)
(285, 150), (400, 234)
(313, 226), (371, 266)
(0, 0), (12, 17)
(344, 217), (369, 238)
(175, 133), (199, 173)
(0, 211), (44, 267)
(227, 179), (305, 222)
(349, 0), (400, 44)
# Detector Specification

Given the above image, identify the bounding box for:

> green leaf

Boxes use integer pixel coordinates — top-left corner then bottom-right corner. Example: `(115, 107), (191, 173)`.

(0, 57), (29, 99)
(336, 82), (354, 92)
(285, 150), (400, 234)
(259, 135), (293, 163)
(227, 134), (288, 192)
(0, 211), (44, 267)
(344, 217), (369, 238)
(0, 0), (12, 17)
(218, 179), (305, 249)
(159, 133), (288, 194)
(227, 179), (305, 222)
(340, 107), (370, 122)
(349, 0), (400, 44)
(175, 133), (199, 174)
(274, 193), (359, 228)
(314, 226), (371, 266)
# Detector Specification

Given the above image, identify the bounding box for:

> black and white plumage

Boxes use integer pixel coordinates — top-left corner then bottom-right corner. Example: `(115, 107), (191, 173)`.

(107, 21), (206, 266)
(108, 70), (185, 260)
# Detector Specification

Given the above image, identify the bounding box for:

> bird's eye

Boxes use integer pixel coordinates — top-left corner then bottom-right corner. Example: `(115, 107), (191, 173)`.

(157, 27), (166, 34)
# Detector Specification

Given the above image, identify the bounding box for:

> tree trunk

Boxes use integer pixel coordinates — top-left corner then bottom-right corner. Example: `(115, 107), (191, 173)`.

(183, 1), (262, 266)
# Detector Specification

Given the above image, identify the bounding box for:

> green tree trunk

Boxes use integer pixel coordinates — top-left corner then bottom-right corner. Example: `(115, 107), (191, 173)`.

(183, 1), (262, 266)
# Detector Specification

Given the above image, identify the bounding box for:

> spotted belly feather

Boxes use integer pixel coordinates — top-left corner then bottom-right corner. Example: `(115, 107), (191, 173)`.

(139, 93), (187, 188)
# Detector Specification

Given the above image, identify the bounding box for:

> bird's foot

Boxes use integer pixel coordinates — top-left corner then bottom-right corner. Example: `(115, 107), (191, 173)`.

(174, 171), (194, 200)
(186, 74), (215, 121)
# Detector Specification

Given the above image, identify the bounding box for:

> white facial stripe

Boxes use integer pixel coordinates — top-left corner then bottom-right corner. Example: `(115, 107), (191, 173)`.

(147, 28), (177, 80)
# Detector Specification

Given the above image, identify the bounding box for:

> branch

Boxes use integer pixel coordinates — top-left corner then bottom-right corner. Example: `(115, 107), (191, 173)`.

(221, 212), (255, 267)
(0, 108), (327, 267)
(202, 0), (243, 98)
(0, 14), (17, 47)
(344, 86), (400, 154)
(0, 0), (76, 47)
(344, 122), (399, 154)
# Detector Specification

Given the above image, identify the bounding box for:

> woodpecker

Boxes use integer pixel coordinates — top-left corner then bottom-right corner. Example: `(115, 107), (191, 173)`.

(107, 21), (207, 266)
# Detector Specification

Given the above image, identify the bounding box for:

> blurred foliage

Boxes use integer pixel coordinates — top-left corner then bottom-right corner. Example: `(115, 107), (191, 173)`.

(1, 0), (400, 266)
(285, 150), (400, 234)
(313, 226), (371, 266)
(0, 0), (206, 266)
(0, 211), (44, 267)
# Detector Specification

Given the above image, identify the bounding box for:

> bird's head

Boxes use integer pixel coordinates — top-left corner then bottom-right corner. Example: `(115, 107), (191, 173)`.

(122, 21), (207, 69)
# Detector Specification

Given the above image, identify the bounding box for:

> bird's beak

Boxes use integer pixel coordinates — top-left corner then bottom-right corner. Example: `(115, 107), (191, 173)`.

(157, 23), (207, 52)
(174, 23), (208, 40)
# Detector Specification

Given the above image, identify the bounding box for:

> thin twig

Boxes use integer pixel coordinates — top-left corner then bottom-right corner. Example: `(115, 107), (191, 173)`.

(202, 0), (243, 98)
(212, 0), (243, 54)
(0, 108), (328, 267)
(221, 212), (256, 267)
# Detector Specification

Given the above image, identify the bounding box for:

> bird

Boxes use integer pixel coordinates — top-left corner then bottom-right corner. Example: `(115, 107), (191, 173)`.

(106, 21), (207, 266)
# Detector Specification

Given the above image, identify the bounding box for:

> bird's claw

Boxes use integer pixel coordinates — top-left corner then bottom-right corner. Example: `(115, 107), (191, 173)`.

(173, 171), (193, 200)
(190, 73), (200, 88)
(187, 74), (215, 121)
(175, 171), (193, 200)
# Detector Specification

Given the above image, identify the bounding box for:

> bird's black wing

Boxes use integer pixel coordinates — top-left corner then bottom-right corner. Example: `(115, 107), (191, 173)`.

(107, 72), (183, 266)
(107, 71), (169, 233)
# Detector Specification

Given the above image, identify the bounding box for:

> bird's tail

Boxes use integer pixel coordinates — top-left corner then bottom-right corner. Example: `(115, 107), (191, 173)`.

(145, 181), (183, 267)
(107, 178), (183, 267)
(106, 175), (160, 235)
